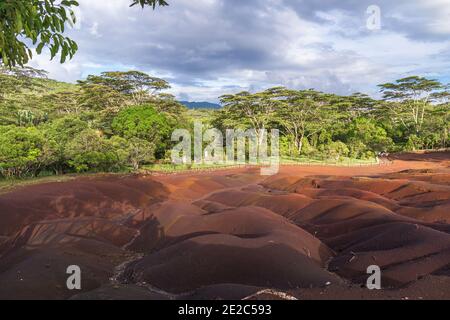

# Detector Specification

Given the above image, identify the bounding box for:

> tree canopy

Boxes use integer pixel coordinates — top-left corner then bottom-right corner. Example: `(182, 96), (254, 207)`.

(379, 76), (449, 134)
(0, 67), (448, 178)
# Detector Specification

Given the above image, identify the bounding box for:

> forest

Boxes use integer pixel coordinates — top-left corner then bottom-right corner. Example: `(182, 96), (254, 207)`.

(0, 1), (448, 180)
(0, 66), (449, 179)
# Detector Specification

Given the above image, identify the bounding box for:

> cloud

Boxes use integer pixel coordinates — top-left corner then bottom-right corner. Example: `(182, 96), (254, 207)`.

(29, 0), (450, 102)
(89, 22), (102, 38)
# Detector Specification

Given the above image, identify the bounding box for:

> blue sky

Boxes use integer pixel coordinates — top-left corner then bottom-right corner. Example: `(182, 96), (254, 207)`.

(29, 0), (450, 102)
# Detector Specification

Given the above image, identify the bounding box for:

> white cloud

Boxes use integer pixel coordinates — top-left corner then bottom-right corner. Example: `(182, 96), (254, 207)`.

(28, 0), (450, 101)
(89, 22), (102, 38)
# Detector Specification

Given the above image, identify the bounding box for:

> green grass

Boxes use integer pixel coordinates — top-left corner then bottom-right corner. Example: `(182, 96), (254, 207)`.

(0, 157), (379, 193)
(281, 156), (378, 165)
(142, 156), (379, 173)
(141, 162), (242, 172)
(0, 175), (77, 194)
(0, 171), (128, 194)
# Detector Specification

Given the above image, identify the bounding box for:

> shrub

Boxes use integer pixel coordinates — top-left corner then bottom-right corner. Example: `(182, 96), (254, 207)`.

(65, 129), (125, 173)
(0, 126), (55, 177)
(112, 104), (173, 159)
(321, 141), (350, 160)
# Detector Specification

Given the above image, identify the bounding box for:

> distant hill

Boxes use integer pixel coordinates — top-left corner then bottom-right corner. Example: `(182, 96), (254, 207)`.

(180, 101), (222, 109)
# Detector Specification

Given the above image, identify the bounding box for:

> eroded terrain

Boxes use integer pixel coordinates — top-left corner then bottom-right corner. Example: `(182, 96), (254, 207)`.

(0, 152), (449, 300)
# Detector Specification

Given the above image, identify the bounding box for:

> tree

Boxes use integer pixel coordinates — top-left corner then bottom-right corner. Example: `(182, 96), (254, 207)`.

(149, 93), (189, 130)
(422, 104), (450, 149)
(0, 0), (169, 67)
(112, 104), (171, 158)
(378, 76), (445, 134)
(217, 90), (277, 149)
(327, 92), (377, 122)
(111, 136), (155, 170)
(41, 90), (82, 115)
(321, 141), (349, 161)
(79, 71), (170, 105)
(270, 88), (330, 154)
(131, 0), (168, 8)
(65, 129), (124, 172)
(0, 125), (55, 177)
(345, 118), (393, 156)
(43, 116), (88, 173)
(0, 0), (79, 67)
(77, 82), (128, 133)
(0, 66), (48, 100)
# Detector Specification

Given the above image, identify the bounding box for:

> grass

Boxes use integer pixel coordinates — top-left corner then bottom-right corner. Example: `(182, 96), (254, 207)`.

(142, 156), (379, 173)
(141, 162), (242, 172)
(0, 175), (77, 194)
(281, 156), (378, 166)
(0, 171), (128, 194)
(0, 156), (379, 193)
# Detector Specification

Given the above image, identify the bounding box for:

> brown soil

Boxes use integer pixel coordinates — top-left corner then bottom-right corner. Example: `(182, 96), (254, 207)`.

(0, 152), (449, 300)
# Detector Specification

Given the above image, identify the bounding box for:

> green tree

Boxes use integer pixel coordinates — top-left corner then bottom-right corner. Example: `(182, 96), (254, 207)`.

(127, 138), (156, 169)
(0, 66), (48, 100)
(217, 90), (278, 151)
(0, 125), (55, 177)
(270, 87), (330, 154)
(65, 129), (124, 172)
(43, 116), (88, 173)
(112, 104), (171, 158)
(151, 93), (188, 124)
(78, 83), (128, 113)
(378, 76), (445, 134)
(345, 118), (393, 156)
(41, 90), (82, 115)
(77, 82), (128, 133)
(320, 141), (349, 161)
(79, 71), (170, 105)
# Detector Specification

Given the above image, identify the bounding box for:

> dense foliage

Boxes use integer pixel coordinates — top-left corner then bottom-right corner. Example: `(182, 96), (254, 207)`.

(214, 79), (449, 160)
(0, 66), (448, 178)
(0, 67), (186, 177)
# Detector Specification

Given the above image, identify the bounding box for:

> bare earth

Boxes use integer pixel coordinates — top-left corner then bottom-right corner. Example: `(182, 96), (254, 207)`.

(0, 152), (449, 300)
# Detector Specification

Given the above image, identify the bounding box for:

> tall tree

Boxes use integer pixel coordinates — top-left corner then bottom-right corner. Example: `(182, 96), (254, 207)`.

(0, 66), (48, 99)
(79, 71), (170, 105)
(219, 91), (275, 131)
(378, 76), (445, 134)
(271, 88), (330, 154)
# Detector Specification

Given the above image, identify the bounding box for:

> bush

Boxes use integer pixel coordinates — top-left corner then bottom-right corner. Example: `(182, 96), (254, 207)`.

(299, 137), (315, 156)
(280, 135), (299, 157)
(0, 126), (55, 178)
(112, 104), (170, 139)
(346, 118), (393, 153)
(348, 140), (367, 159)
(320, 141), (350, 160)
(405, 134), (424, 151)
(110, 136), (155, 170)
(112, 104), (173, 159)
(42, 116), (90, 173)
(65, 129), (125, 173)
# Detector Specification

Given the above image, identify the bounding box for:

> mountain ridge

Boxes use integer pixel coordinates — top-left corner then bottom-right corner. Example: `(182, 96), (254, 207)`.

(180, 101), (222, 109)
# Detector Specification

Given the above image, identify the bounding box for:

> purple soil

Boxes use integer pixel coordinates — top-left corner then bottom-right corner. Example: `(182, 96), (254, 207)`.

(0, 153), (449, 300)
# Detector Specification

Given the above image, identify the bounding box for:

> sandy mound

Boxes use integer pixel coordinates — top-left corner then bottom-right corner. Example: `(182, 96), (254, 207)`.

(0, 152), (449, 299)
(0, 176), (168, 237)
(121, 234), (339, 293)
(328, 222), (450, 286)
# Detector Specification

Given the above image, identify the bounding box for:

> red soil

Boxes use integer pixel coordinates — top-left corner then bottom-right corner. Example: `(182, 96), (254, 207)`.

(0, 152), (449, 300)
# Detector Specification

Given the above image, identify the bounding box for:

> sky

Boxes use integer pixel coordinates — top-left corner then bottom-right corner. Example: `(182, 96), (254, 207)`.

(29, 0), (450, 103)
